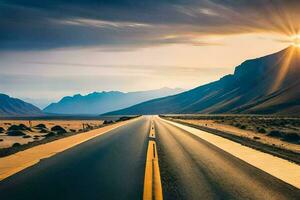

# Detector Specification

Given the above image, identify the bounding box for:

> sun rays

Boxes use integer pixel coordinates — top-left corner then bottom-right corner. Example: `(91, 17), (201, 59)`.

(292, 35), (300, 47)
(271, 44), (300, 93)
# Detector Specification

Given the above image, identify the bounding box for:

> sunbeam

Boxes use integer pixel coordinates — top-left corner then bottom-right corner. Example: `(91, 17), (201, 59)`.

(271, 45), (300, 93)
(292, 35), (300, 47)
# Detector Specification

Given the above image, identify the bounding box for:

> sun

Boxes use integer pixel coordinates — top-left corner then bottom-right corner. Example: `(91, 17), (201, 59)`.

(292, 35), (300, 47)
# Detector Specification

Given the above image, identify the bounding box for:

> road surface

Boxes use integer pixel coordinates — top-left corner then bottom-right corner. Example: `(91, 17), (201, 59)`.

(0, 116), (299, 200)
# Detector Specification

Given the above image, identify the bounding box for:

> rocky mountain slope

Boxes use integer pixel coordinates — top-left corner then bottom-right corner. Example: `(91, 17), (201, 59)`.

(0, 94), (43, 116)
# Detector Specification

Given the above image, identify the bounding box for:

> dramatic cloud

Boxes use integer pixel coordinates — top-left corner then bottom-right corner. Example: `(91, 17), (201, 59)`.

(1, 0), (300, 50)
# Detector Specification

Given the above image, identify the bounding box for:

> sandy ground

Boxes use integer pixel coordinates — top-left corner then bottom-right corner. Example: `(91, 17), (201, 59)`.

(0, 120), (103, 148)
(161, 118), (300, 189)
(0, 117), (139, 181)
(176, 119), (300, 153)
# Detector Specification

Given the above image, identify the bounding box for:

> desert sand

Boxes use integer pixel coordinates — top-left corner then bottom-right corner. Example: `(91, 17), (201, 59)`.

(0, 120), (103, 148)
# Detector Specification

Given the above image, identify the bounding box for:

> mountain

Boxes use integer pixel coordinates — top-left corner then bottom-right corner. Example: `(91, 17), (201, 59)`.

(106, 46), (300, 115)
(43, 87), (184, 115)
(0, 94), (43, 117)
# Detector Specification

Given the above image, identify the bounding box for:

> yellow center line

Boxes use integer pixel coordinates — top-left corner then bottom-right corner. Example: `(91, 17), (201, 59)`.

(149, 121), (156, 139)
(143, 120), (163, 200)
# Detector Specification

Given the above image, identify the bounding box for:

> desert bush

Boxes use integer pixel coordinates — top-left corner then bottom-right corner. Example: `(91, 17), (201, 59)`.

(240, 125), (247, 130)
(85, 124), (93, 130)
(0, 139), (3, 142)
(70, 129), (76, 132)
(45, 132), (55, 137)
(117, 116), (131, 122)
(22, 135), (31, 138)
(7, 130), (26, 136)
(51, 125), (67, 134)
(18, 124), (32, 131)
(103, 120), (113, 124)
(268, 130), (283, 138)
(7, 125), (20, 131)
(0, 127), (4, 133)
(253, 136), (260, 140)
(8, 124), (31, 131)
(12, 143), (21, 147)
(34, 124), (47, 129)
(257, 127), (267, 133)
(283, 133), (300, 143)
(39, 128), (49, 133)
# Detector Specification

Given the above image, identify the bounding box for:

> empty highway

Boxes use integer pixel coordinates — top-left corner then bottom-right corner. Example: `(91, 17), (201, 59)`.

(0, 116), (299, 200)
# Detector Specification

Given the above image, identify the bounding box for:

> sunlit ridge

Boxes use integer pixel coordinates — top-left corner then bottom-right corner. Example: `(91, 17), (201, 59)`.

(271, 45), (299, 93)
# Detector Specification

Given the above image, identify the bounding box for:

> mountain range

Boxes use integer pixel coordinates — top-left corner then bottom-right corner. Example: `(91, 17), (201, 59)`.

(2, 46), (299, 116)
(106, 46), (300, 115)
(0, 94), (43, 117)
(43, 87), (184, 115)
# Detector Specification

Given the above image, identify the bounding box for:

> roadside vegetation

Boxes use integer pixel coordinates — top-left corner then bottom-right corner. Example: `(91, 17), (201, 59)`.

(217, 116), (300, 144)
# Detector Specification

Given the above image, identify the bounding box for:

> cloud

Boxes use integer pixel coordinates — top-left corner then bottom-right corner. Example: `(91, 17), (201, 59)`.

(17, 61), (230, 78)
(1, 0), (300, 50)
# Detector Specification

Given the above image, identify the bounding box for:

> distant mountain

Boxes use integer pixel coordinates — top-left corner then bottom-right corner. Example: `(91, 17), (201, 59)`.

(43, 87), (184, 115)
(107, 46), (300, 115)
(0, 94), (43, 117)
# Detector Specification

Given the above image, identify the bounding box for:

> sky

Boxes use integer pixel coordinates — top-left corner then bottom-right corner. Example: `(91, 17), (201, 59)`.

(1, 0), (300, 108)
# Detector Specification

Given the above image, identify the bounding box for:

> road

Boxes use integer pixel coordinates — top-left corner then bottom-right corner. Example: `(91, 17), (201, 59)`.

(0, 117), (150, 200)
(0, 116), (299, 200)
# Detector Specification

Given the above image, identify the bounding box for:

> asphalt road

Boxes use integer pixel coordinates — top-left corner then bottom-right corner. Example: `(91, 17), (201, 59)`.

(0, 117), (150, 200)
(0, 116), (300, 200)
(154, 118), (300, 200)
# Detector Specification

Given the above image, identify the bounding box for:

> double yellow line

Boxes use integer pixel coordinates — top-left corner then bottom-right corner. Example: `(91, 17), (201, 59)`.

(143, 120), (163, 200)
